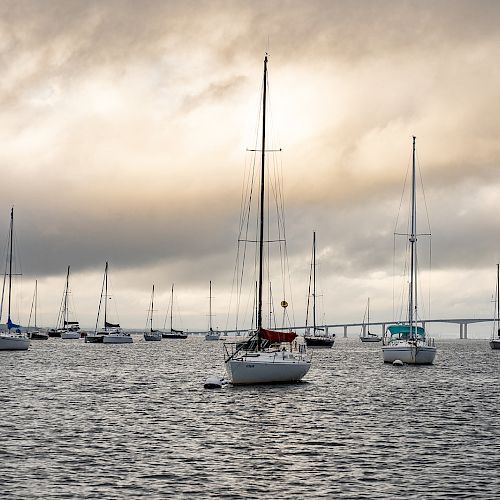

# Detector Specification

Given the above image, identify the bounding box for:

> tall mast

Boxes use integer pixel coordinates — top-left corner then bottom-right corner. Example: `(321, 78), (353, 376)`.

(151, 284), (154, 332)
(409, 136), (417, 337)
(367, 297), (370, 333)
(34, 280), (38, 329)
(64, 266), (70, 328)
(497, 264), (499, 336)
(104, 261), (108, 331)
(312, 231), (316, 333)
(257, 54), (268, 349)
(7, 207), (13, 330)
(209, 281), (212, 331)
(170, 283), (174, 331)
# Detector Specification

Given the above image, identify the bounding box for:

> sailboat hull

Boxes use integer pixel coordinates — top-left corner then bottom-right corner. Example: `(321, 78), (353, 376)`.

(29, 331), (49, 340)
(61, 331), (80, 339)
(304, 336), (334, 348)
(360, 336), (381, 343)
(0, 334), (30, 351)
(102, 333), (133, 344)
(144, 332), (162, 341)
(205, 333), (220, 341)
(226, 352), (311, 384)
(490, 339), (500, 350)
(382, 343), (436, 364)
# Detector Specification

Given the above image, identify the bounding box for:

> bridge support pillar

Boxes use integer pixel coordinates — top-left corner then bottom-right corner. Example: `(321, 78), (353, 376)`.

(464, 323), (468, 339)
(381, 323), (385, 335)
(459, 323), (463, 339)
(344, 326), (347, 338)
(325, 326), (328, 335)
(362, 324), (366, 336)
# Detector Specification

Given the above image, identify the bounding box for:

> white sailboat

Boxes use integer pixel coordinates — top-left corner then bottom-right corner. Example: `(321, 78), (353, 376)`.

(360, 298), (381, 343)
(304, 231), (335, 348)
(223, 54), (311, 384)
(86, 262), (132, 344)
(162, 284), (187, 339)
(490, 264), (500, 350)
(205, 281), (220, 341)
(27, 280), (48, 340)
(144, 284), (162, 341)
(382, 137), (437, 364)
(0, 208), (30, 351)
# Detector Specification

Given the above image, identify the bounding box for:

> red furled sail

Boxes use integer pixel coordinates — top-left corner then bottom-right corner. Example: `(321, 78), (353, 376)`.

(260, 328), (297, 343)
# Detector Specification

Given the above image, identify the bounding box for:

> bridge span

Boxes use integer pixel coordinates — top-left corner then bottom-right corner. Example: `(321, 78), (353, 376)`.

(211, 318), (495, 339)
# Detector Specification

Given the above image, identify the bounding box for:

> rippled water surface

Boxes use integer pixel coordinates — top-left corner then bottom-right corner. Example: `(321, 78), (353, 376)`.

(1, 338), (499, 499)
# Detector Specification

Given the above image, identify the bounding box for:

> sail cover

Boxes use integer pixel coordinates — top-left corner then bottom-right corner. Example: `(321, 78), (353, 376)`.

(105, 321), (120, 328)
(260, 327), (297, 343)
(65, 321), (79, 325)
(7, 317), (20, 330)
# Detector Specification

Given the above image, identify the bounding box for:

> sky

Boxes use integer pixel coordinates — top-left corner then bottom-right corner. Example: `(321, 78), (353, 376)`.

(1, 0), (500, 337)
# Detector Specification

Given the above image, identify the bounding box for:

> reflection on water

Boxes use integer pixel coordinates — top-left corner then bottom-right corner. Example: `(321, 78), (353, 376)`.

(1, 338), (499, 498)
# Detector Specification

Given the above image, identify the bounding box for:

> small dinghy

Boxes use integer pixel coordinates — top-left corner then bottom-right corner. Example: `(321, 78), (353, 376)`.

(204, 376), (226, 389)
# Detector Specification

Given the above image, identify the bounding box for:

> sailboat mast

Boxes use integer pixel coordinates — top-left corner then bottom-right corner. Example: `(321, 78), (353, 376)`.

(209, 280), (212, 331)
(7, 208), (13, 330)
(64, 266), (70, 328)
(497, 264), (499, 335)
(313, 231), (316, 333)
(104, 261), (108, 331)
(170, 283), (174, 331)
(150, 285), (155, 331)
(257, 54), (268, 348)
(367, 297), (370, 333)
(409, 136), (417, 337)
(34, 280), (38, 329)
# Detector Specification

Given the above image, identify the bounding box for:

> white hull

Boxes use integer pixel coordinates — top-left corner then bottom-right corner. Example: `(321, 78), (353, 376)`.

(0, 333), (30, 351)
(226, 351), (311, 384)
(382, 343), (436, 364)
(61, 331), (80, 339)
(102, 333), (133, 344)
(490, 339), (500, 350)
(144, 332), (162, 341)
(205, 333), (220, 341)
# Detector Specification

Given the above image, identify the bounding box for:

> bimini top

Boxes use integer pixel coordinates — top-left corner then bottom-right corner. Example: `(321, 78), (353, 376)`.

(387, 324), (425, 337)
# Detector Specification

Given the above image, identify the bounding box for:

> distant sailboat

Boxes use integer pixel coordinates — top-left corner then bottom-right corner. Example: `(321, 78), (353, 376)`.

(223, 54), (311, 384)
(162, 284), (187, 339)
(144, 284), (162, 341)
(490, 264), (500, 350)
(382, 137), (436, 364)
(59, 266), (81, 339)
(205, 281), (220, 341)
(0, 208), (30, 351)
(304, 232), (334, 348)
(27, 280), (48, 340)
(359, 298), (381, 343)
(86, 262), (132, 344)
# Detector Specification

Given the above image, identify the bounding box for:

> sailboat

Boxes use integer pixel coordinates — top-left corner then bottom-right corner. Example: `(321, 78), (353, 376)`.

(144, 284), (162, 341)
(0, 208), (30, 351)
(223, 54), (311, 384)
(162, 284), (187, 339)
(490, 264), (500, 350)
(359, 298), (381, 343)
(304, 232), (334, 348)
(382, 137), (437, 364)
(205, 281), (220, 341)
(55, 266), (81, 339)
(85, 262), (132, 344)
(27, 280), (48, 340)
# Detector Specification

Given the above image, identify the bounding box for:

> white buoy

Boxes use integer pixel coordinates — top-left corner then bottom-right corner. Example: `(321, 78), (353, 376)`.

(393, 359), (404, 366)
(204, 376), (226, 389)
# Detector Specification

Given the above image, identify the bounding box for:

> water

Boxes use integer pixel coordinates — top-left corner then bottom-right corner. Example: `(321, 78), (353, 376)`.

(1, 338), (499, 499)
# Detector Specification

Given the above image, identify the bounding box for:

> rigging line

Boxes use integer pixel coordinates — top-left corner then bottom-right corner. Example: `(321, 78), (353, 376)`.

(416, 149), (432, 235)
(305, 240), (313, 328)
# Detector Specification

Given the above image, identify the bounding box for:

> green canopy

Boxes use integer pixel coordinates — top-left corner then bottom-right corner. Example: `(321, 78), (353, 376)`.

(387, 324), (425, 337)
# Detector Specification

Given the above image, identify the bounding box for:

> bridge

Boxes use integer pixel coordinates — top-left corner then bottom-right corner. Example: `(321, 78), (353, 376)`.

(201, 318), (495, 339)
